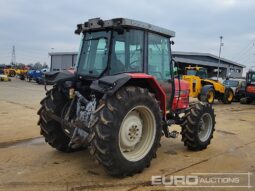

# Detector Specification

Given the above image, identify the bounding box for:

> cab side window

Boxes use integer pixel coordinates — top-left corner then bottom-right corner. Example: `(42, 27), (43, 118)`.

(148, 33), (171, 81)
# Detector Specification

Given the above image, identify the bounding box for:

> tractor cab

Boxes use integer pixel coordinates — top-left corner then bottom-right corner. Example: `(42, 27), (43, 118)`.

(65, 18), (189, 111)
(75, 18), (174, 79)
(246, 71), (255, 97)
(247, 71), (255, 85)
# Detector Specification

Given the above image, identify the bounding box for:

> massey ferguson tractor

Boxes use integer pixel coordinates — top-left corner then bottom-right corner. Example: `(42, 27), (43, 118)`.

(38, 18), (216, 177)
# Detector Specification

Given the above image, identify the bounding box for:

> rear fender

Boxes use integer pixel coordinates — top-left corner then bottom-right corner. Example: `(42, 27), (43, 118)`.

(44, 71), (75, 84)
(128, 73), (166, 115)
(90, 73), (167, 116)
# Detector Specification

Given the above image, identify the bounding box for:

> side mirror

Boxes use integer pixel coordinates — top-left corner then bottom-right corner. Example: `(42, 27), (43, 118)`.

(173, 67), (179, 78)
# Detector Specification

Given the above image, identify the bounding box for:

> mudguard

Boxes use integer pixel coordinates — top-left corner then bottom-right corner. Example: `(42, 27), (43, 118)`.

(90, 73), (131, 95)
(44, 71), (75, 84)
(90, 73), (167, 115)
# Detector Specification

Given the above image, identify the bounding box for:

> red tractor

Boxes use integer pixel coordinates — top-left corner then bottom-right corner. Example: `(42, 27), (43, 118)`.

(38, 18), (216, 177)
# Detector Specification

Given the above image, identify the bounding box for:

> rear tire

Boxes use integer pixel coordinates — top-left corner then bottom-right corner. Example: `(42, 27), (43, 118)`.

(37, 87), (81, 152)
(89, 86), (162, 177)
(181, 102), (215, 151)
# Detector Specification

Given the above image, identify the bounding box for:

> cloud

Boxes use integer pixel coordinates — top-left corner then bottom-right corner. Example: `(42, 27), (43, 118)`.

(0, 0), (254, 69)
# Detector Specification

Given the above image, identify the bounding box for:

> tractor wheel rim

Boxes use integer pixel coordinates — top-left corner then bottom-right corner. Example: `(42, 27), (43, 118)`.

(228, 91), (233, 102)
(119, 106), (156, 162)
(207, 91), (214, 103)
(198, 113), (213, 142)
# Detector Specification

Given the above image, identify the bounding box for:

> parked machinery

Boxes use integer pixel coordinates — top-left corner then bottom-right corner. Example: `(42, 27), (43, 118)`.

(223, 78), (246, 101)
(3, 67), (16, 77)
(183, 66), (234, 104)
(0, 74), (11, 81)
(240, 71), (255, 104)
(27, 68), (50, 84)
(3, 65), (28, 80)
(16, 67), (29, 80)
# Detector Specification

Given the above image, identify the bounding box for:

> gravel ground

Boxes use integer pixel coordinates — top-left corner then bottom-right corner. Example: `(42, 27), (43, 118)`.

(0, 78), (254, 191)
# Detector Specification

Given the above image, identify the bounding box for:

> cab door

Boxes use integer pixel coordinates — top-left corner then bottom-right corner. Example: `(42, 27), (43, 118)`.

(147, 32), (174, 110)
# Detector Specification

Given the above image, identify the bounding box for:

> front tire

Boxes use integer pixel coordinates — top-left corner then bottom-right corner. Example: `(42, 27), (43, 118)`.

(205, 88), (215, 104)
(181, 102), (215, 151)
(222, 88), (234, 104)
(89, 86), (162, 177)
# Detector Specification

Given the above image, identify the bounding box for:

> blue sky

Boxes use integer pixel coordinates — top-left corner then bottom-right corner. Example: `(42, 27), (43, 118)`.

(0, 0), (255, 70)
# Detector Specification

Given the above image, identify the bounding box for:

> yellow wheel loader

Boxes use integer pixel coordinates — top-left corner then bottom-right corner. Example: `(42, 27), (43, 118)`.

(4, 66), (28, 80)
(183, 66), (234, 104)
(4, 68), (16, 77)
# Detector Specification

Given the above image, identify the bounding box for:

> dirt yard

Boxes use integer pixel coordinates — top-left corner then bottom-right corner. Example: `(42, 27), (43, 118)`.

(0, 78), (254, 191)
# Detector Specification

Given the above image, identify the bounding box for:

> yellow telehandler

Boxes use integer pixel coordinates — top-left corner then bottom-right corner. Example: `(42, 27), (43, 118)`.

(183, 66), (234, 104)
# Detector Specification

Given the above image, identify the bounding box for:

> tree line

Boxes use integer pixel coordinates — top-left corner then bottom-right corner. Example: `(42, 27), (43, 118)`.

(0, 62), (48, 70)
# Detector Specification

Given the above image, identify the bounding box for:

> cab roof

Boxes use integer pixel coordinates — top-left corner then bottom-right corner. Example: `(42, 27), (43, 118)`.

(75, 18), (175, 38)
